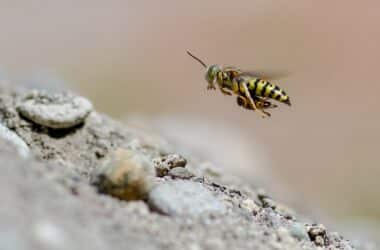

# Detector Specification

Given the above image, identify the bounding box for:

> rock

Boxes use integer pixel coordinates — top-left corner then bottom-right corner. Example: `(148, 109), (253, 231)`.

(0, 83), (375, 250)
(153, 154), (187, 177)
(0, 123), (30, 158)
(168, 167), (195, 179)
(90, 148), (156, 201)
(306, 224), (327, 247)
(16, 91), (93, 129)
(148, 180), (226, 216)
(288, 222), (309, 241)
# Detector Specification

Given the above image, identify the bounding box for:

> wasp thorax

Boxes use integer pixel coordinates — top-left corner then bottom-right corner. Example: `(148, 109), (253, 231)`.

(205, 64), (221, 84)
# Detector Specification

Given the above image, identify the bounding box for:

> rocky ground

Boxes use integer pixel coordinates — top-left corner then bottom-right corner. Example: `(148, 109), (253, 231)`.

(0, 82), (376, 250)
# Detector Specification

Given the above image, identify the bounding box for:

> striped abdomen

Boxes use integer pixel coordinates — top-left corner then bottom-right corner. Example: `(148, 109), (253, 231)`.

(237, 76), (291, 106)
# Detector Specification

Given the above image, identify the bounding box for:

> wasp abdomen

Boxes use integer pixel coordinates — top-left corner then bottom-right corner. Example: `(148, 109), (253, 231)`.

(246, 78), (291, 106)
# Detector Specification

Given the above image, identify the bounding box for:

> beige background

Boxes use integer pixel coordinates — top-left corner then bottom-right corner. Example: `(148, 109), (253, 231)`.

(1, 1), (379, 229)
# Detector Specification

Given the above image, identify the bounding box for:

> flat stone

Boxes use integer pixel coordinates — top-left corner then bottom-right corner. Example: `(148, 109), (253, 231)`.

(168, 167), (194, 179)
(148, 180), (226, 216)
(17, 91), (93, 129)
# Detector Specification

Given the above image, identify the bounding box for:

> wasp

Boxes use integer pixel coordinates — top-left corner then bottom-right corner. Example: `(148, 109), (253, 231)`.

(187, 51), (291, 117)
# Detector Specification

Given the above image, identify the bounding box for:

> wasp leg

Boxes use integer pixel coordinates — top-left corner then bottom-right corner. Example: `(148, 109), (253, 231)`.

(239, 82), (269, 118)
(258, 107), (271, 117)
(236, 95), (249, 108)
(207, 83), (216, 90)
(254, 96), (278, 110)
(219, 87), (232, 95)
(237, 96), (272, 117)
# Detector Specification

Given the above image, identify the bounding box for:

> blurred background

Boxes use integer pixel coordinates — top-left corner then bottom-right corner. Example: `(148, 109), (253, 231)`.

(0, 0), (379, 238)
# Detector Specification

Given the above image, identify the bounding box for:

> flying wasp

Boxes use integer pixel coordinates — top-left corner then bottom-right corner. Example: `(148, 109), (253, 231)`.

(187, 51), (291, 118)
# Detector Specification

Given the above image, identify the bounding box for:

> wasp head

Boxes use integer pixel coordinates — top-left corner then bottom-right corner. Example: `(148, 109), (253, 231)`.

(205, 64), (221, 84)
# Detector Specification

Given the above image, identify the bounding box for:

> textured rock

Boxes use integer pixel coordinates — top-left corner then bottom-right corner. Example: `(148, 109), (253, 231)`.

(17, 91), (92, 129)
(306, 224), (328, 247)
(0, 83), (375, 250)
(148, 180), (226, 216)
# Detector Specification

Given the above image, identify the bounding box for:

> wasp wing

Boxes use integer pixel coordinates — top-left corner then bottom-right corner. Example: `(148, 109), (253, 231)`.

(241, 69), (289, 80)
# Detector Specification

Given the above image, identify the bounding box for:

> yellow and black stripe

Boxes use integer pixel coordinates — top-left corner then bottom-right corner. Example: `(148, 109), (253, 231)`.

(244, 77), (291, 106)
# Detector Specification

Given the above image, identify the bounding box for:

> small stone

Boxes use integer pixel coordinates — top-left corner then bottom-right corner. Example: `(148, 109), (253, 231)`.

(0, 123), (30, 158)
(168, 167), (194, 179)
(148, 180), (226, 216)
(288, 222), (309, 241)
(240, 198), (260, 215)
(17, 91), (93, 129)
(90, 148), (156, 201)
(153, 154), (187, 177)
(306, 224), (327, 246)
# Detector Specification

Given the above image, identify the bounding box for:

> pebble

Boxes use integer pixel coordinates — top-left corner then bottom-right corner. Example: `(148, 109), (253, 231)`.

(306, 224), (327, 246)
(148, 180), (226, 216)
(288, 222), (309, 241)
(0, 123), (30, 158)
(168, 167), (194, 179)
(90, 148), (156, 201)
(153, 154), (187, 177)
(16, 91), (93, 129)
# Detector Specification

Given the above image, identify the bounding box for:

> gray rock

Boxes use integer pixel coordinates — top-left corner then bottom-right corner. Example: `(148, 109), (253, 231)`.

(16, 91), (93, 129)
(289, 222), (309, 241)
(148, 180), (226, 216)
(0, 123), (29, 158)
(168, 167), (195, 179)
(0, 83), (375, 250)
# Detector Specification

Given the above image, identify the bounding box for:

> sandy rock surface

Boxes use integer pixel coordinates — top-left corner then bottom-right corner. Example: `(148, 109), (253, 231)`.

(0, 83), (376, 250)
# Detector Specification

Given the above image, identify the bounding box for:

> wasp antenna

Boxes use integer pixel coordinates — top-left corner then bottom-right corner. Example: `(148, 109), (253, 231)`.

(187, 51), (207, 68)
